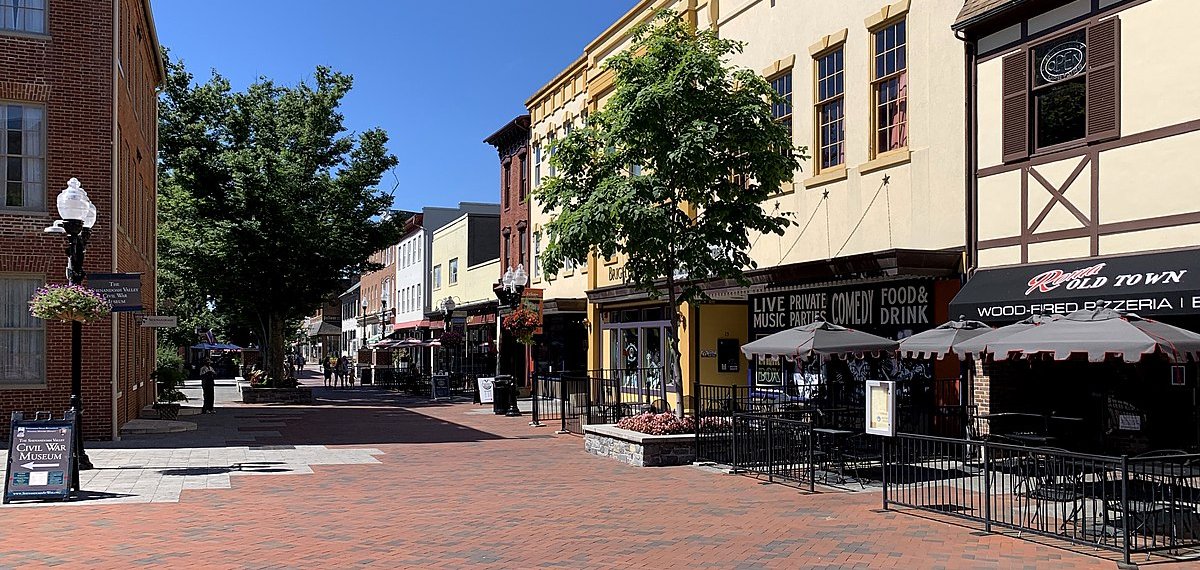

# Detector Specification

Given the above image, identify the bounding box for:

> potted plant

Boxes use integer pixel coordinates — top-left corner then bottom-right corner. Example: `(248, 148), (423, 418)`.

(151, 356), (189, 420)
(28, 284), (111, 323)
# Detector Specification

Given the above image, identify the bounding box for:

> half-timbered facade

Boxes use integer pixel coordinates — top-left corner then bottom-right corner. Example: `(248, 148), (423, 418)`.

(957, 0), (1200, 277)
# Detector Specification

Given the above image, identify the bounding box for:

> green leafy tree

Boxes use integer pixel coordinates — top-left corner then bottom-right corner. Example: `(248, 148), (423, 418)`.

(537, 13), (806, 412)
(157, 53), (402, 383)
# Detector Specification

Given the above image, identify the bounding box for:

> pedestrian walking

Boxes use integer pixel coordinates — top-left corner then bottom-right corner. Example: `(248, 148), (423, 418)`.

(199, 359), (217, 414)
(336, 355), (350, 387)
(322, 355), (333, 387)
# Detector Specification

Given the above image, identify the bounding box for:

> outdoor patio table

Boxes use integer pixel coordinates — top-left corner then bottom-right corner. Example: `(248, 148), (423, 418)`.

(812, 428), (856, 485)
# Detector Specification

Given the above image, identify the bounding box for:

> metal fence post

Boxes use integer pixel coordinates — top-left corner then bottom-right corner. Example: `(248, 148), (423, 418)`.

(559, 377), (568, 434)
(881, 436), (889, 510)
(530, 373), (543, 427)
(731, 415), (740, 474)
(808, 427), (816, 493)
(1121, 455), (1131, 566)
(767, 419), (775, 483)
(982, 442), (992, 534)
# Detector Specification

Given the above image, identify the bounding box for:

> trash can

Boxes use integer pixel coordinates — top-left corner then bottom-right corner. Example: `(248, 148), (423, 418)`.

(492, 375), (513, 415)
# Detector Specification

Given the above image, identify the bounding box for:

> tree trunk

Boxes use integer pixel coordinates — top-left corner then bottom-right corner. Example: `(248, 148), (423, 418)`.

(267, 313), (286, 383)
(665, 271), (685, 417)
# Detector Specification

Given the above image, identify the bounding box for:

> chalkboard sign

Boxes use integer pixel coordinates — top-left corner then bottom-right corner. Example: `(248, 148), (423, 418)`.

(431, 374), (451, 400)
(4, 412), (76, 503)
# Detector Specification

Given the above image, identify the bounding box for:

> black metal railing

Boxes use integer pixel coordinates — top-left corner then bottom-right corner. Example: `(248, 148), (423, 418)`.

(883, 433), (1200, 565)
(729, 413), (818, 492)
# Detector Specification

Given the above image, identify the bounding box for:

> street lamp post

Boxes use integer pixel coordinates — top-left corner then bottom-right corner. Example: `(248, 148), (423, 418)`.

(439, 297), (456, 375)
(42, 178), (98, 480)
(496, 265), (528, 418)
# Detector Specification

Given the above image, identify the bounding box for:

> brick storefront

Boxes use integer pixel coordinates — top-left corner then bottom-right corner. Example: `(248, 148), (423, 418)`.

(0, 0), (162, 440)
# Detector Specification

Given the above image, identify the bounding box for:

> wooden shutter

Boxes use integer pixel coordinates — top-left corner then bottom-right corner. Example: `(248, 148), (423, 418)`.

(1001, 51), (1030, 163)
(1086, 17), (1121, 142)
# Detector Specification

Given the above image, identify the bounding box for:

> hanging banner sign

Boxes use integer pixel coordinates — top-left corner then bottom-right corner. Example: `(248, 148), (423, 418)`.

(749, 278), (938, 340)
(87, 273), (143, 312)
(3, 412), (76, 503)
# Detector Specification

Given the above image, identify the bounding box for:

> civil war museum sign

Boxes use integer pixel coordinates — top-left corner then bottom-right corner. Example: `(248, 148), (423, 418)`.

(749, 278), (937, 341)
(950, 249), (1200, 323)
(4, 412), (76, 503)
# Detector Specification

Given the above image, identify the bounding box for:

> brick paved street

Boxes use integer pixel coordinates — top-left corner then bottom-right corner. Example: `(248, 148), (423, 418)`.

(0, 378), (1135, 568)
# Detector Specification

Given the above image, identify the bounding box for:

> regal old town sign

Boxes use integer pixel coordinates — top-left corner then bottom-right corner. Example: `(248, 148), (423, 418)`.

(950, 249), (1200, 322)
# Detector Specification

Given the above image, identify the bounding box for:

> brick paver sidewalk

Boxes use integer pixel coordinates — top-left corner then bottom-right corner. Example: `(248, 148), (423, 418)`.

(0, 382), (1133, 568)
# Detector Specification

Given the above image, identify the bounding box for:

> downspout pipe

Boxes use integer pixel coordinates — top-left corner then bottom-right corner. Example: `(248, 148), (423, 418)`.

(954, 29), (979, 279)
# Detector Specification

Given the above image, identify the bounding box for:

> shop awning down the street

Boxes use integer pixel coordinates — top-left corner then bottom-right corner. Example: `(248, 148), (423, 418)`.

(949, 248), (1200, 322)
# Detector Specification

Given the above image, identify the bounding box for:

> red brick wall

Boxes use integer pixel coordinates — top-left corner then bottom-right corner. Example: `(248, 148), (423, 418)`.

(489, 118), (530, 277)
(0, 0), (159, 440)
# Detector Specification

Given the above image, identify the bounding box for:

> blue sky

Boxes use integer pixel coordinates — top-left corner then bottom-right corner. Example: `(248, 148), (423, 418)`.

(153, 1), (637, 212)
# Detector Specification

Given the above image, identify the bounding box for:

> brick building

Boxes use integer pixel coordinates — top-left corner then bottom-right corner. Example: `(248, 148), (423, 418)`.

(0, 0), (163, 439)
(484, 115), (533, 379)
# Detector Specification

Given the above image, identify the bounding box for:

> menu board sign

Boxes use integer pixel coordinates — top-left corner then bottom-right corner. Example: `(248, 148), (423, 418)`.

(477, 377), (495, 404)
(865, 380), (896, 437)
(431, 374), (451, 400)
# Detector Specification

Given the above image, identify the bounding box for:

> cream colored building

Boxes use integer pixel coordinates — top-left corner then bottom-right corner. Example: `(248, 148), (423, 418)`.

(527, 0), (969, 412)
(429, 209), (501, 374)
(950, 0), (1200, 418)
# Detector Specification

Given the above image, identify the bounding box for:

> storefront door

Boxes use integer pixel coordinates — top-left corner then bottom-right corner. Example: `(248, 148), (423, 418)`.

(606, 322), (668, 408)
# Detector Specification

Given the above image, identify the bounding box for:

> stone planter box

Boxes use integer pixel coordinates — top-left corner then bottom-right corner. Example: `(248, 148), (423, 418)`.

(584, 424), (696, 467)
(241, 386), (314, 404)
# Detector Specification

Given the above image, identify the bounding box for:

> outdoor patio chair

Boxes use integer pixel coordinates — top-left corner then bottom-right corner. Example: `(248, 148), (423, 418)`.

(1022, 448), (1087, 536)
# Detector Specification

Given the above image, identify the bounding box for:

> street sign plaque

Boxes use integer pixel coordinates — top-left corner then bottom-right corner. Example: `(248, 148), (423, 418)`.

(3, 412), (76, 503)
(87, 272), (143, 312)
(139, 315), (178, 328)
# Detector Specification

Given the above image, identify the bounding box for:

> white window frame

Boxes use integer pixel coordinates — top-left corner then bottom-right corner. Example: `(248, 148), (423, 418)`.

(1, 102), (46, 211)
(449, 258), (459, 285)
(0, 273), (45, 388)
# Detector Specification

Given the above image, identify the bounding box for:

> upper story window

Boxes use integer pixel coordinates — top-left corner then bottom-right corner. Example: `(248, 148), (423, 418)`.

(533, 143), (542, 187)
(815, 48), (845, 170)
(770, 72), (793, 140)
(1001, 18), (1120, 162)
(448, 258), (459, 285)
(432, 264), (442, 289)
(518, 229), (527, 268)
(532, 232), (541, 278)
(1, 103), (44, 211)
(519, 153), (528, 202)
(1, 0), (46, 34)
(547, 132), (557, 178)
(0, 274), (44, 387)
(871, 19), (907, 156)
(1033, 30), (1087, 149)
(503, 161), (511, 209)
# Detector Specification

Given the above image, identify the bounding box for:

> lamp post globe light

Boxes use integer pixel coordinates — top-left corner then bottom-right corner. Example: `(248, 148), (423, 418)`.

(43, 178), (99, 479)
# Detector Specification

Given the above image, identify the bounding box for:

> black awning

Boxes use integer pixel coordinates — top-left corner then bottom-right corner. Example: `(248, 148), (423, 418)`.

(950, 248), (1200, 323)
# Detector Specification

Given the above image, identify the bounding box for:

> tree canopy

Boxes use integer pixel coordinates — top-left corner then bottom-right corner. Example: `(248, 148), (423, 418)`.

(158, 53), (403, 382)
(536, 12), (806, 410)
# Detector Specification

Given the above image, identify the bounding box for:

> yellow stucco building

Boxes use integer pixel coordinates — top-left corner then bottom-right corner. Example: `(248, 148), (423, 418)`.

(527, 0), (971, 413)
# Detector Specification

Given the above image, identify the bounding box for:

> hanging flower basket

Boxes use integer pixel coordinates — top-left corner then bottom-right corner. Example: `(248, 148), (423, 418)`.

(28, 284), (112, 324)
(503, 304), (541, 345)
(439, 329), (464, 347)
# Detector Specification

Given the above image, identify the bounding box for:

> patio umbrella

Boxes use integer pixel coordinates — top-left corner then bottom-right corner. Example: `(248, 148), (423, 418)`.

(953, 313), (1060, 360)
(983, 308), (1200, 363)
(897, 317), (992, 360)
(740, 316), (898, 362)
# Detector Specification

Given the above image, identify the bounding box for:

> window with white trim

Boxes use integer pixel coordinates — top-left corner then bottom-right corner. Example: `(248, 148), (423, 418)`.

(1, 103), (45, 210)
(871, 19), (907, 156)
(1, 0), (45, 34)
(1, 275), (44, 386)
